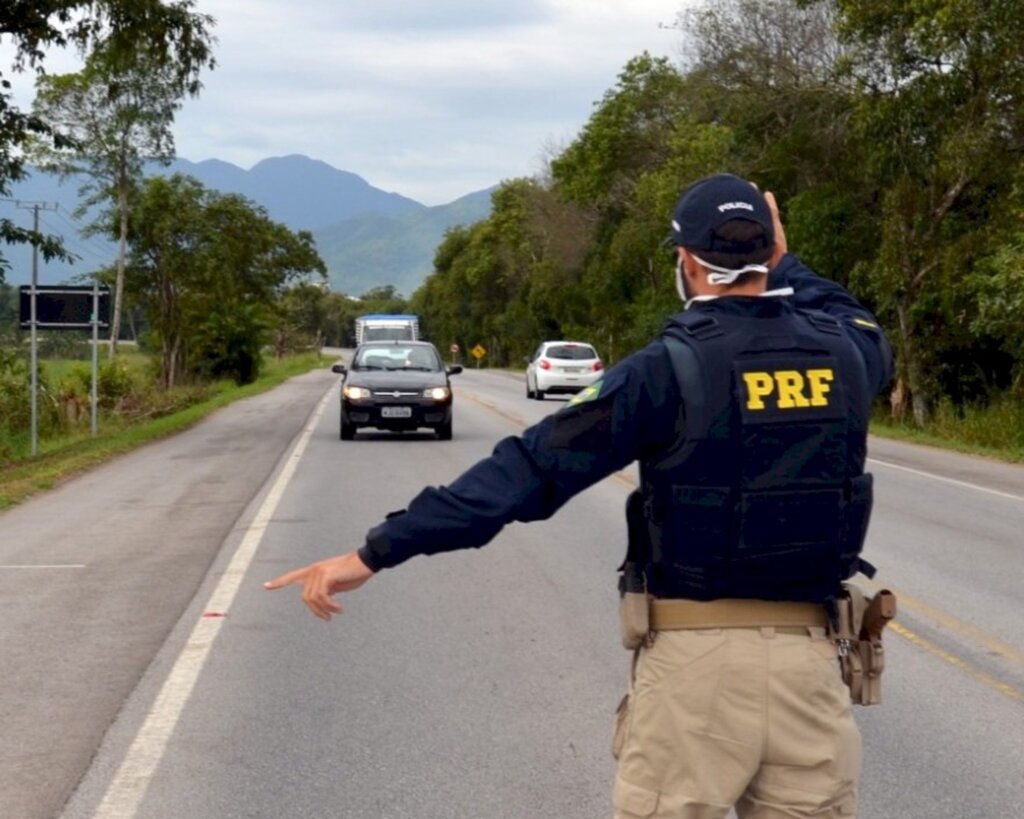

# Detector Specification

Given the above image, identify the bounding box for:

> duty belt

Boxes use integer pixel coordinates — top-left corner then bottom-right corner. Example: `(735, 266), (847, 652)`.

(650, 598), (828, 631)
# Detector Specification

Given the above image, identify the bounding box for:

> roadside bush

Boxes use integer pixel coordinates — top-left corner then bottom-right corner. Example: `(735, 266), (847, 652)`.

(141, 382), (216, 417)
(0, 349), (64, 460)
(52, 358), (139, 424)
(53, 367), (90, 426)
(0, 348), (29, 424)
(927, 397), (1024, 453)
(97, 358), (137, 409)
(192, 306), (264, 386)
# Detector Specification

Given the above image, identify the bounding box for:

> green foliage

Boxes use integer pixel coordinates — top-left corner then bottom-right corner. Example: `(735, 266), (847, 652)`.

(272, 282), (329, 356)
(968, 226), (1024, 392)
(123, 174), (326, 386)
(405, 0), (1024, 438)
(876, 397), (1024, 460)
(0, 347), (64, 459)
(0, 348), (32, 438)
(96, 357), (136, 406)
(0, 1), (216, 282)
(192, 303), (265, 385)
(829, 0), (1024, 423)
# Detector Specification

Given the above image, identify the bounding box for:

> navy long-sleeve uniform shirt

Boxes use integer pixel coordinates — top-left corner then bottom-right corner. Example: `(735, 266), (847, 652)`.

(358, 254), (893, 572)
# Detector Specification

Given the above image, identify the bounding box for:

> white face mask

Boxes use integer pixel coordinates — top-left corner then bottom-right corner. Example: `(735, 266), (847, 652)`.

(675, 251), (770, 305)
(690, 253), (769, 285)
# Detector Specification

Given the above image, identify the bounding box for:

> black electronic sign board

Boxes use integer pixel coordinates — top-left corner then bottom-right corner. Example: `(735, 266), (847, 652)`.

(19, 286), (111, 330)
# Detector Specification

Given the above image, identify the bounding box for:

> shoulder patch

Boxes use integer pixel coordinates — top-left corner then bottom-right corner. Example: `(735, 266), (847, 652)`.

(567, 380), (603, 407)
(851, 317), (879, 330)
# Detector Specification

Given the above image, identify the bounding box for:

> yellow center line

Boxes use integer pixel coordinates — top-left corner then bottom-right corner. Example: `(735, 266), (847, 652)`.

(459, 390), (529, 430)
(888, 622), (1022, 701)
(462, 385), (1024, 702)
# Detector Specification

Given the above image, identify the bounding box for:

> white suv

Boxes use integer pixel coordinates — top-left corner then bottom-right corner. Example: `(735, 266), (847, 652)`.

(526, 341), (603, 400)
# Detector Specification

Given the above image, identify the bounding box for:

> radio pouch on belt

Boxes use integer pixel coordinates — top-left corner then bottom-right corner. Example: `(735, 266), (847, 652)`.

(830, 582), (897, 705)
(618, 491), (651, 650)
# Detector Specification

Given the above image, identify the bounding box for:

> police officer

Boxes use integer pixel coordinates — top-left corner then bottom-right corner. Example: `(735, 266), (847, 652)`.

(266, 174), (893, 819)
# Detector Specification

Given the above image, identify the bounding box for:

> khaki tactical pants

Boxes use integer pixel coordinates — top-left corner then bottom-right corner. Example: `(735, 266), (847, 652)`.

(613, 626), (860, 818)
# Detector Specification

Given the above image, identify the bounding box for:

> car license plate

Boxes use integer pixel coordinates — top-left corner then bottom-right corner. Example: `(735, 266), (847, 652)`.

(564, 367), (582, 373)
(381, 406), (412, 418)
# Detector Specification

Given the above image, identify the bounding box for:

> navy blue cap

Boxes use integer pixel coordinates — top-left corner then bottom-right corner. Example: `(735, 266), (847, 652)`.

(670, 173), (774, 255)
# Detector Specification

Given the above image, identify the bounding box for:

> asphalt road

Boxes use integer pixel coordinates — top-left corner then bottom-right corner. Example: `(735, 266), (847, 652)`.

(2, 363), (1022, 819)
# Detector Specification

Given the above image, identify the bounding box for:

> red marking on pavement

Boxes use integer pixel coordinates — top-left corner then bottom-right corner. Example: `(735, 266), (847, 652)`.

(202, 611), (226, 618)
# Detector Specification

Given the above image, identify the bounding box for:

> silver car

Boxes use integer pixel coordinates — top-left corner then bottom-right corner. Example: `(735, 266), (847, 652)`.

(525, 341), (603, 400)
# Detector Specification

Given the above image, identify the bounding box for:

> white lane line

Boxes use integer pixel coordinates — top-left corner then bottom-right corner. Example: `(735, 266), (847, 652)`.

(91, 385), (334, 819)
(868, 457), (1024, 502)
(0, 564), (86, 569)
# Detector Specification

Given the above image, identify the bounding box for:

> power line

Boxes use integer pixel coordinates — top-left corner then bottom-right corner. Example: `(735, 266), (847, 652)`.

(50, 206), (118, 259)
(37, 213), (112, 268)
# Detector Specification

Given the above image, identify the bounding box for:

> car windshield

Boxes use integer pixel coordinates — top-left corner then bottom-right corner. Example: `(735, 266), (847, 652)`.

(545, 344), (598, 360)
(355, 345), (440, 371)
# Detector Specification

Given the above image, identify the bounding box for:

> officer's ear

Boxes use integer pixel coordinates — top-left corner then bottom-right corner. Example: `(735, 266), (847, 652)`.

(679, 248), (703, 279)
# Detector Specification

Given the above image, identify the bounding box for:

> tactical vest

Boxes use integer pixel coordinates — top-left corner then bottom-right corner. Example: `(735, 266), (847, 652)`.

(640, 298), (874, 603)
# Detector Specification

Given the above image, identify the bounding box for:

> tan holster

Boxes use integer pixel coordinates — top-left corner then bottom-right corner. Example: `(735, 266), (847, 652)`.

(829, 583), (897, 706)
(619, 592), (650, 650)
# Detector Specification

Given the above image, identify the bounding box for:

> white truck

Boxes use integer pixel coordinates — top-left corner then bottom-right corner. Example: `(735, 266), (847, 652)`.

(354, 314), (421, 345)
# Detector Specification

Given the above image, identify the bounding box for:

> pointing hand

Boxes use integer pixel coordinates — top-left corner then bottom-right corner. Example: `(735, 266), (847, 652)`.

(264, 551), (374, 621)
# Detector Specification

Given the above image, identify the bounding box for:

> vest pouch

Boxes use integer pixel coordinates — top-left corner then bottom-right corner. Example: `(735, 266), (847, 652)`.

(737, 488), (844, 556)
(840, 474), (874, 572)
(665, 485), (733, 556)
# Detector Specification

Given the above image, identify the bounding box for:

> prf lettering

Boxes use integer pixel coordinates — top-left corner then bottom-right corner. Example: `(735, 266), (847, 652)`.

(742, 369), (835, 410)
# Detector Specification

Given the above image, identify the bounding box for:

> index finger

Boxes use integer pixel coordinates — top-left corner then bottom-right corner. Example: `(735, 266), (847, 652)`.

(263, 566), (310, 590)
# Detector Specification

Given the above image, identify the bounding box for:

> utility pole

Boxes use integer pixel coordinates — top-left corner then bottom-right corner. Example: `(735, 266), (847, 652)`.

(16, 200), (59, 456)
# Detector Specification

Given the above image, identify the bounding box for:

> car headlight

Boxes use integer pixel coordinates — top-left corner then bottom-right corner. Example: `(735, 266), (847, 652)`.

(423, 386), (450, 400)
(343, 385), (371, 400)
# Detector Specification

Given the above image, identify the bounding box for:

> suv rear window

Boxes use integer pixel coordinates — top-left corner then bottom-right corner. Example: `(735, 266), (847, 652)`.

(546, 344), (597, 360)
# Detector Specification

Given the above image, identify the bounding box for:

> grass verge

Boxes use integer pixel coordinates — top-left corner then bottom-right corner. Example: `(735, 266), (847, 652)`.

(869, 396), (1024, 464)
(0, 352), (330, 510)
(869, 421), (1024, 464)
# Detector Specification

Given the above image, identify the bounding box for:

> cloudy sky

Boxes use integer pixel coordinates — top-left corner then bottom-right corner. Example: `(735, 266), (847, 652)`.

(9, 0), (692, 206)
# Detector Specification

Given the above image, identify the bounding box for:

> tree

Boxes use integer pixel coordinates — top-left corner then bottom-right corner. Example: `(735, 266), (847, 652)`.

(125, 175), (325, 387)
(667, 0), (886, 295)
(29, 21), (214, 357)
(0, 1), (215, 282)
(831, 0), (1024, 424)
(552, 54), (692, 215)
(273, 283), (330, 359)
(550, 54), (736, 358)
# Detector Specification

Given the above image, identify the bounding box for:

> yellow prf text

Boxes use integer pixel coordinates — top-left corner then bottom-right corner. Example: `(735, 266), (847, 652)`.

(742, 369), (835, 410)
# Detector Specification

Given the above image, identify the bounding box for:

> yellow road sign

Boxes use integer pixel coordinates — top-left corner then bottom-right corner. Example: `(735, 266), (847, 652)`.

(471, 344), (487, 360)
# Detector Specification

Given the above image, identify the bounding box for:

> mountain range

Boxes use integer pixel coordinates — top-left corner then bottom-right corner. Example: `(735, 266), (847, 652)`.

(0, 154), (494, 297)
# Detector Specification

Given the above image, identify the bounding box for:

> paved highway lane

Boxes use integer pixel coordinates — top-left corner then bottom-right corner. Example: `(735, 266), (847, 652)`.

(60, 368), (628, 819)
(2, 366), (1020, 818)
(0, 368), (337, 819)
